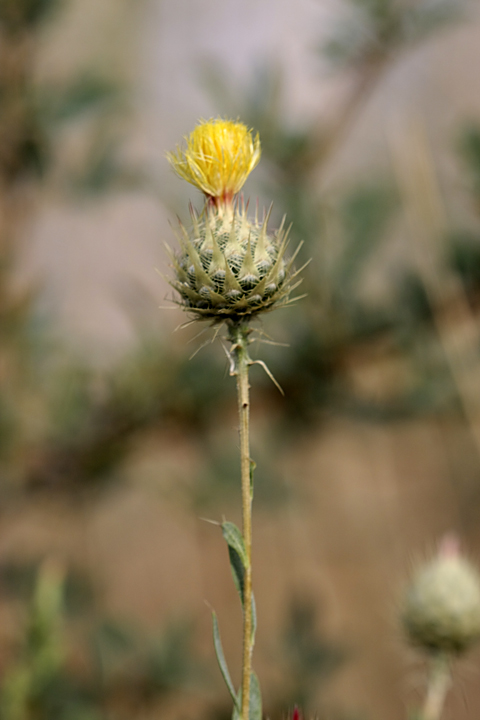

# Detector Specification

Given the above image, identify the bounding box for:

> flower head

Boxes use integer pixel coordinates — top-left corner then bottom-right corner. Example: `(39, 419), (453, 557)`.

(166, 119), (305, 325)
(167, 118), (261, 204)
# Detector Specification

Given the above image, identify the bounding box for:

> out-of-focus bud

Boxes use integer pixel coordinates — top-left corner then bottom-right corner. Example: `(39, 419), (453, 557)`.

(402, 535), (480, 654)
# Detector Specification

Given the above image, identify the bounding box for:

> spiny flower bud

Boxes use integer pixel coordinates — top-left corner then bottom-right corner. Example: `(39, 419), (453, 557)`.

(166, 118), (305, 323)
(168, 202), (302, 322)
(402, 536), (480, 655)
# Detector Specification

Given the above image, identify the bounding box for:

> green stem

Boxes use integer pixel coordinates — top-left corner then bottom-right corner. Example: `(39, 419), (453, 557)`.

(421, 654), (451, 720)
(229, 322), (254, 720)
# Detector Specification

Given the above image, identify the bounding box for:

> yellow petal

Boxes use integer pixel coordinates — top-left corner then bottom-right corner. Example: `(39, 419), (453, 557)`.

(167, 118), (261, 202)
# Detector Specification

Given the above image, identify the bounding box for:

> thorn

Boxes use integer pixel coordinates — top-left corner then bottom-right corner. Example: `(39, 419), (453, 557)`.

(199, 517), (221, 526)
(187, 325), (210, 345)
(250, 359), (284, 395)
(283, 292), (308, 306)
(221, 342), (236, 375)
(189, 337), (214, 360)
(212, 323), (223, 344)
(257, 337), (289, 347)
(173, 319), (197, 332)
(190, 203), (200, 237)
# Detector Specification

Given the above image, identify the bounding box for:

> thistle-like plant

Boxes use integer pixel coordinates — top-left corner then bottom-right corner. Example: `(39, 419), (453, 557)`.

(167, 118), (306, 720)
(402, 536), (480, 720)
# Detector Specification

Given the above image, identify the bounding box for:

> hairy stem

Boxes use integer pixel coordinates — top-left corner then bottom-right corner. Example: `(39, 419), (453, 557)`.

(229, 322), (254, 720)
(422, 654), (451, 720)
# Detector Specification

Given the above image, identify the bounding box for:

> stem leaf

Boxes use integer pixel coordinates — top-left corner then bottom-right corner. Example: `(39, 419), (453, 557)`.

(222, 521), (248, 605)
(212, 610), (240, 711)
(249, 671), (262, 720)
(220, 523), (256, 641)
(222, 521), (248, 568)
(232, 671), (262, 720)
(228, 545), (245, 604)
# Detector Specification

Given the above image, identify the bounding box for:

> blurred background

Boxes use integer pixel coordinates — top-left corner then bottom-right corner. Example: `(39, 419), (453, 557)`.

(2, 0), (480, 718)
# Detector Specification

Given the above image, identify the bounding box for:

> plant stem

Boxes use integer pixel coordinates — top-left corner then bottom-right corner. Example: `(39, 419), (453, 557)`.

(229, 322), (254, 720)
(422, 654), (451, 720)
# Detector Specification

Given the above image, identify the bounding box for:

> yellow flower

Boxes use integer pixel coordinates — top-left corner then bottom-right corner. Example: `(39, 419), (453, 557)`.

(167, 118), (261, 203)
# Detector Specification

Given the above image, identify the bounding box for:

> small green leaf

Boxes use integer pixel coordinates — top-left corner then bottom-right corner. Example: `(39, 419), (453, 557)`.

(222, 521), (248, 605)
(232, 671), (262, 720)
(212, 611), (240, 711)
(228, 544), (245, 604)
(222, 522), (248, 568)
(249, 672), (262, 720)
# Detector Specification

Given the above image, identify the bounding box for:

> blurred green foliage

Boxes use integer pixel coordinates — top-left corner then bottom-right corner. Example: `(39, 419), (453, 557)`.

(323, 0), (461, 67)
(0, 0), (59, 32)
(0, 562), (204, 720)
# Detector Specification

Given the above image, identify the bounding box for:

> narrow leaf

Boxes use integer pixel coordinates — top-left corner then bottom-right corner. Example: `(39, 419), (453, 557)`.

(232, 671), (262, 720)
(228, 545), (245, 605)
(249, 671), (262, 720)
(222, 521), (248, 606)
(222, 521), (248, 568)
(212, 611), (240, 711)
